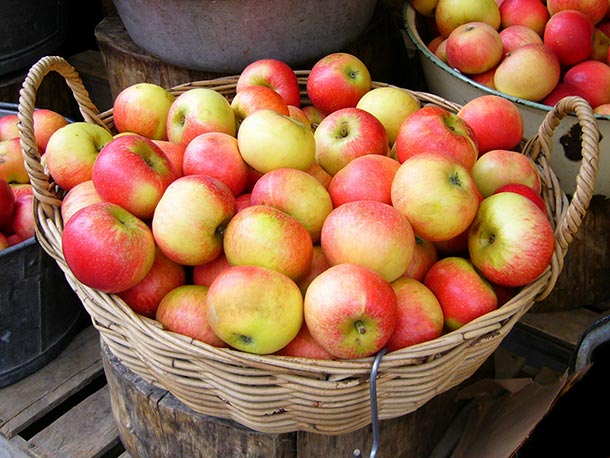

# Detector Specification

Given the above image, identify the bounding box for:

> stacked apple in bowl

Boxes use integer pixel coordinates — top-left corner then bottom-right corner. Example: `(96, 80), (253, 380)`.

(50, 52), (556, 362)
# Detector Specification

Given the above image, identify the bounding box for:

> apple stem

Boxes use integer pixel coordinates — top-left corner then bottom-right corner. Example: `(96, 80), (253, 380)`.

(354, 320), (367, 335)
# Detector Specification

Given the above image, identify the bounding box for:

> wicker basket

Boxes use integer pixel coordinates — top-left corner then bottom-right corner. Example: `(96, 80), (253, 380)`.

(18, 56), (600, 435)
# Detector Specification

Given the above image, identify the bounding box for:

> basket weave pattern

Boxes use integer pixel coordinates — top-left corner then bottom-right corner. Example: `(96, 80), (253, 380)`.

(18, 56), (600, 435)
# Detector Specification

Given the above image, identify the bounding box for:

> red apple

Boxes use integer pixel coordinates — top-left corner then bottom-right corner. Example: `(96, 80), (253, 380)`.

(10, 194), (35, 241)
(92, 134), (179, 220)
(391, 152), (481, 242)
(152, 140), (185, 177)
(499, 24), (543, 58)
(457, 94), (524, 155)
(303, 263), (398, 359)
(182, 131), (249, 196)
(314, 107), (389, 176)
(435, 0), (501, 38)
(327, 154), (400, 207)
(118, 246), (187, 318)
(235, 192), (252, 212)
(470, 66), (498, 89)
(274, 322), (335, 359)
(493, 182), (547, 214)
(192, 251), (231, 287)
(563, 59), (610, 108)
(547, 0), (609, 25)
(541, 81), (589, 106)
(296, 245), (331, 296)
(320, 200), (416, 282)
(62, 201), (156, 293)
(60, 179), (104, 224)
(543, 9), (595, 66)
(0, 177), (15, 231)
(156, 284), (227, 347)
(32, 108), (69, 154)
(385, 277), (444, 351)
(0, 138), (29, 184)
(424, 256), (498, 331)
(445, 21), (504, 75)
(306, 52), (372, 115)
(10, 183), (32, 199)
(499, 0), (550, 36)
(402, 235), (439, 282)
(231, 84), (290, 125)
(394, 105), (479, 169)
(236, 58), (301, 107)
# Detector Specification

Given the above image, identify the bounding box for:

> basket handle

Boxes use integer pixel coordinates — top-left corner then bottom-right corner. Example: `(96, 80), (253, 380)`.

(17, 55), (109, 217)
(525, 96), (600, 300)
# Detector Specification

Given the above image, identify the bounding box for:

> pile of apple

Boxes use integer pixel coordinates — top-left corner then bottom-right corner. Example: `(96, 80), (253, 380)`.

(411, 0), (610, 112)
(43, 51), (555, 361)
(0, 109), (69, 250)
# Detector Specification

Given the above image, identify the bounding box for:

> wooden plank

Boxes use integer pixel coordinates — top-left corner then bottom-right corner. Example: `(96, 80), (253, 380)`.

(0, 326), (103, 438)
(25, 386), (120, 458)
(0, 434), (32, 458)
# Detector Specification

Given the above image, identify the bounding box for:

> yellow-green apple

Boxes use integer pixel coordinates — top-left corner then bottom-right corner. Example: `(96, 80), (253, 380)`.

(32, 108), (69, 154)
(0, 138), (29, 184)
(230, 84), (289, 125)
(0, 177), (15, 231)
(237, 108), (316, 173)
(410, 0), (441, 17)
(152, 174), (236, 266)
(182, 131), (249, 196)
(320, 200), (415, 282)
(287, 105), (312, 129)
(391, 152), (481, 242)
(468, 192), (556, 287)
(499, 24), (543, 58)
(306, 52), (372, 115)
(0, 113), (18, 141)
(543, 9), (595, 66)
(445, 22), (504, 75)
(303, 263), (397, 359)
(249, 167), (333, 243)
(305, 160), (333, 189)
(62, 201), (156, 293)
(402, 235), (439, 282)
(44, 122), (113, 191)
(60, 179), (104, 224)
(235, 58), (301, 107)
(471, 149), (541, 197)
(222, 204), (313, 281)
(591, 27), (610, 61)
(563, 59), (610, 108)
(92, 134), (179, 220)
(499, 0), (550, 36)
(493, 182), (547, 214)
(435, 0), (501, 38)
(301, 105), (326, 129)
(152, 140), (185, 177)
(493, 43), (561, 101)
(117, 246), (186, 318)
(113, 82), (175, 141)
(385, 277), (444, 351)
(327, 154), (400, 207)
(457, 95), (524, 155)
(206, 265), (304, 354)
(355, 86), (421, 145)
(296, 245), (331, 296)
(156, 284), (227, 348)
(394, 105), (479, 169)
(166, 87), (236, 148)
(424, 256), (498, 331)
(314, 107), (389, 176)
(274, 321), (335, 359)
(547, 0), (609, 24)
(193, 251), (231, 287)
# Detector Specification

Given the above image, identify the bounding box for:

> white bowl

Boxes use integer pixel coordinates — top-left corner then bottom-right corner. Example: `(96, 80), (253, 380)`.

(403, 4), (608, 197)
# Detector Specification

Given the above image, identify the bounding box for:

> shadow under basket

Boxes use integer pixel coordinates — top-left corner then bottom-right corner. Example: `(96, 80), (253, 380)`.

(17, 55), (601, 435)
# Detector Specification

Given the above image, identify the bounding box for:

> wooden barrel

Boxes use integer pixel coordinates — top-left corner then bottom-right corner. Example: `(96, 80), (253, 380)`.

(101, 342), (482, 457)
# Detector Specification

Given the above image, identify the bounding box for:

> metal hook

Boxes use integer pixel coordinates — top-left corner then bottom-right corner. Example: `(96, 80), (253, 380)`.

(369, 347), (388, 458)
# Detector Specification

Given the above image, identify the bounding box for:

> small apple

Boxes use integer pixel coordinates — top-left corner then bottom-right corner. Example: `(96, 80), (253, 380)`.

(237, 108), (316, 174)
(62, 201), (156, 293)
(274, 321), (335, 360)
(493, 182), (547, 214)
(320, 200), (416, 283)
(394, 105), (479, 169)
(391, 152), (481, 242)
(117, 246), (187, 318)
(236, 58), (301, 107)
(32, 108), (70, 154)
(499, 0), (550, 36)
(0, 138), (30, 184)
(0, 113), (19, 141)
(230, 84), (289, 125)
(301, 105), (326, 129)
(385, 277), (444, 351)
(92, 134), (179, 220)
(44, 122), (114, 191)
(166, 87), (236, 147)
(182, 131), (249, 196)
(499, 24), (543, 58)
(543, 9), (595, 66)
(206, 265), (304, 355)
(402, 235), (439, 282)
(156, 284), (227, 348)
(303, 263), (397, 359)
(314, 107), (389, 176)
(192, 251), (231, 287)
(468, 192), (556, 287)
(152, 174), (236, 266)
(424, 256), (498, 331)
(306, 52), (372, 115)
(563, 59), (610, 108)
(445, 22), (504, 75)
(60, 179), (104, 224)
(435, 0), (501, 38)
(222, 204), (313, 281)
